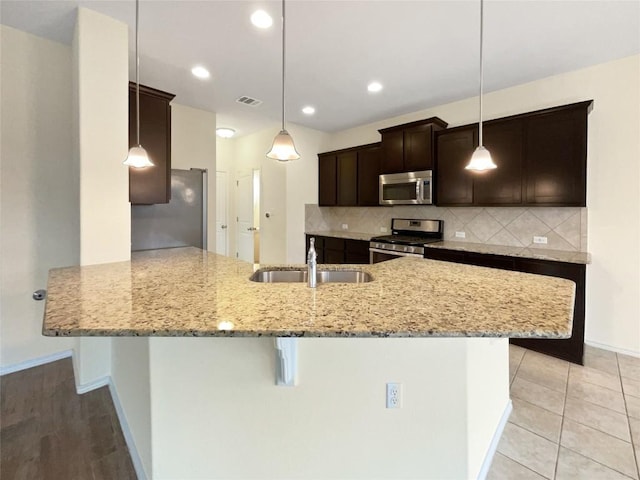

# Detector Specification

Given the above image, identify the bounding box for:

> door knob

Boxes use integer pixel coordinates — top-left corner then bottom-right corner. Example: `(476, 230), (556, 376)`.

(33, 289), (47, 301)
(221, 225), (227, 229)
(247, 227), (257, 231)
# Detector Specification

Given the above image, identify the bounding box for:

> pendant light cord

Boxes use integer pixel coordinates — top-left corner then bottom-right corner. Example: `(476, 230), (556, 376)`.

(478, 0), (484, 147)
(135, 0), (141, 146)
(281, 0), (286, 131)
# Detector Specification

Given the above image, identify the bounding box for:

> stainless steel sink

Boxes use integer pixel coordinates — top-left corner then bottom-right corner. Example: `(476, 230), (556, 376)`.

(250, 269), (372, 283)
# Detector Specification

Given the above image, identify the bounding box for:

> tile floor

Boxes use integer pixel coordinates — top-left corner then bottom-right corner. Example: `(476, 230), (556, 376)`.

(488, 345), (640, 480)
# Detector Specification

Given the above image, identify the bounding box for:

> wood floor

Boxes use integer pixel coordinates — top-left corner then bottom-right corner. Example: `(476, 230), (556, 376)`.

(0, 358), (137, 480)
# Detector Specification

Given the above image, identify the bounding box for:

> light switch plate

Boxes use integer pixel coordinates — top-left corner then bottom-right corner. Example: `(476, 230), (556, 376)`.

(533, 236), (548, 244)
(455, 231), (466, 239)
(341, 224), (348, 230)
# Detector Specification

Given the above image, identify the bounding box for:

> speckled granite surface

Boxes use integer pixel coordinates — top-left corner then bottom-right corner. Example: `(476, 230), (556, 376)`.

(425, 241), (591, 264)
(43, 247), (575, 338)
(305, 231), (374, 242)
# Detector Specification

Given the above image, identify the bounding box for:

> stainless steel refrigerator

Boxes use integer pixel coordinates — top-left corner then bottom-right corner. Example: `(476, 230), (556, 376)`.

(131, 168), (207, 251)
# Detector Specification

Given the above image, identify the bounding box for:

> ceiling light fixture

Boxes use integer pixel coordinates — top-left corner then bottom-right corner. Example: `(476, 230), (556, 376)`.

(466, 0), (497, 172)
(302, 106), (315, 115)
(251, 9), (273, 29)
(123, 0), (153, 169)
(266, 0), (300, 162)
(216, 128), (236, 138)
(367, 82), (383, 93)
(191, 66), (210, 79)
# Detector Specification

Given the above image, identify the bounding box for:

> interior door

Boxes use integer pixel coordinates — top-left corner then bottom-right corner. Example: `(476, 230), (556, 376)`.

(236, 172), (255, 263)
(215, 171), (228, 255)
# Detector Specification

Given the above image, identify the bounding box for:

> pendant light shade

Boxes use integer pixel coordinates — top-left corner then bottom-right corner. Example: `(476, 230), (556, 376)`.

(466, 145), (496, 171)
(124, 145), (153, 168)
(267, 0), (300, 161)
(123, 0), (154, 169)
(267, 130), (300, 162)
(465, 0), (497, 172)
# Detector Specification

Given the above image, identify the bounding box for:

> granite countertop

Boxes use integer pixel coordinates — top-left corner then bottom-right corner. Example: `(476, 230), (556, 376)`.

(424, 241), (591, 265)
(305, 231), (374, 242)
(43, 247), (575, 339)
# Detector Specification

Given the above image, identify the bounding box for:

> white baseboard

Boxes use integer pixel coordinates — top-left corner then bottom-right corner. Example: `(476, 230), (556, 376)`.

(585, 340), (640, 358)
(0, 349), (73, 376)
(108, 380), (148, 480)
(75, 375), (110, 394)
(477, 399), (513, 480)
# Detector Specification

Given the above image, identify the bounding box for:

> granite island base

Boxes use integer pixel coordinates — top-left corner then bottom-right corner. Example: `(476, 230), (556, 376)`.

(42, 247), (574, 479)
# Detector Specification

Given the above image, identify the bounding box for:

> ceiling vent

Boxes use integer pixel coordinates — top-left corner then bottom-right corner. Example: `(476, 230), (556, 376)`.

(236, 96), (263, 107)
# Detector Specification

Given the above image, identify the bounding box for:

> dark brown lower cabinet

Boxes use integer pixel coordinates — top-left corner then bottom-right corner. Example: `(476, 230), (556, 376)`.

(423, 247), (585, 364)
(305, 235), (370, 265)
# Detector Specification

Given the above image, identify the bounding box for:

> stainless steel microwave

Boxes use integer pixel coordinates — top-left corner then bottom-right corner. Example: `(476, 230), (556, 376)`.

(379, 170), (433, 205)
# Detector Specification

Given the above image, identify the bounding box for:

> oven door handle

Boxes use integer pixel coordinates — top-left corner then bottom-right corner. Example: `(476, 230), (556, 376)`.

(369, 248), (423, 258)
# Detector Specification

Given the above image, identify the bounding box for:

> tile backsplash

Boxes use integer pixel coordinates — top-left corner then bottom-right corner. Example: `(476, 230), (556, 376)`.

(306, 205), (587, 252)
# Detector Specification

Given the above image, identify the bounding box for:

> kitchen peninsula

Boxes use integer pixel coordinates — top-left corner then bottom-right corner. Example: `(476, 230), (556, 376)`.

(43, 247), (574, 338)
(42, 247), (575, 479)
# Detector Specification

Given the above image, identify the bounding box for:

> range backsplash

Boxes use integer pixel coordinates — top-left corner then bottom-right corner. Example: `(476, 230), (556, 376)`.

(306, 205), (587, 252)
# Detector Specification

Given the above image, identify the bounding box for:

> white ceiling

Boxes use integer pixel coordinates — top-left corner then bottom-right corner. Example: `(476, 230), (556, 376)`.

(2, 1), (639, 137)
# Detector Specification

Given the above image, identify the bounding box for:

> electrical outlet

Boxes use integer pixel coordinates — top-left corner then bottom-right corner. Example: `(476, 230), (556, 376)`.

(386, 383), (402, 409)
(341, 223), (348, 230)
(533, 236), (548, 244)
(380, 227), (388, 233)
(455, 231), (466, 239)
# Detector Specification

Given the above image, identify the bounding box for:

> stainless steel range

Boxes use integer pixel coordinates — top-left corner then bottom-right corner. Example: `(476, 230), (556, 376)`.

(369, 218), (443, 264)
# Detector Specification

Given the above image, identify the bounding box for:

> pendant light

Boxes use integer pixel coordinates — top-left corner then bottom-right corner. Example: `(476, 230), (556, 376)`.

(465, 0), (497, 172)
(123, 0), (154, 168)
(266, 0), (300, 162)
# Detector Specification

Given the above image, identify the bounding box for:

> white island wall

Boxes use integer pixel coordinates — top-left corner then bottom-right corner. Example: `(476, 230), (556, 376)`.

(148, 337), (509, 479)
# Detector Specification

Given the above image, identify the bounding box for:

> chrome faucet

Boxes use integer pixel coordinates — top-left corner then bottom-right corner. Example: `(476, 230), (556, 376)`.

(307, 237), (317, 288)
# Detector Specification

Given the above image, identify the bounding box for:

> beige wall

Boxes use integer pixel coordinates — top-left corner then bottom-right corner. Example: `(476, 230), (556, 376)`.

(284, 124), (329, 263)
(171, 103), (217, 252)
(149, 337), (508, 479)
(0, 26), (77, 369)
(318, 55), (640, 355)
(72, 7), (131, 387)
(216, 137), (236, 256)
(232, 126), (288, 263)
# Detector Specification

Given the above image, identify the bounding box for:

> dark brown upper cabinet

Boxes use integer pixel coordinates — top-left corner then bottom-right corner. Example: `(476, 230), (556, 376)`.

(318, 153), (338, 206)
(435, 101), (592, 207)
(379, 117), (448, 174)
(128, 83), (175, 205)
(357, 145), (381, 206)
(337, 151), (358, 206)
(474, 119), (524, 205)
(318, 143), (381, 207)
(435, 126), (476, 206)
(524, 104), (588, 206)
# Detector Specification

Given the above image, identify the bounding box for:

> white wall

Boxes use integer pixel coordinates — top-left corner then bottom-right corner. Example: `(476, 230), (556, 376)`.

(0, 26), (77, 369)
(149, 337), (508, 479)
(111, 338), (152, 478)
(233, 126), (288, 263)
(171, 103), (216, 253)
(284, 125), (329, 264)
(220, 123), (327, 264)
(72, 7), (130, 387)
(319, 55), (640, 356)
(216, 137), (236, 255)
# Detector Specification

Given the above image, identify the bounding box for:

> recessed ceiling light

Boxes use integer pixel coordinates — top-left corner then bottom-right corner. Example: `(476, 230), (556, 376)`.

(251, 10), (273, 29)
(302, 106), (315, 115)
(216, 128), (236, 138)
(367, 81), (383, 93)
(191, 66), (210, 79)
